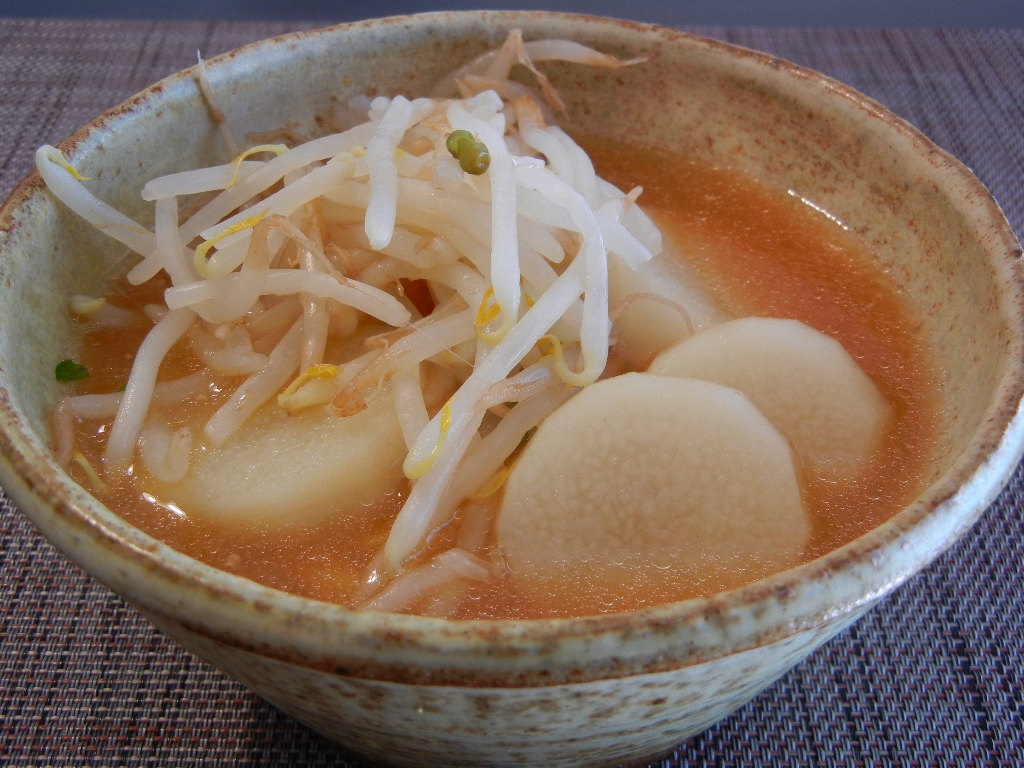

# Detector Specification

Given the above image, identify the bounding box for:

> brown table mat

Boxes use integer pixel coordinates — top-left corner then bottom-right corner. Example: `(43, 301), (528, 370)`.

(1, 18), (1022, 767)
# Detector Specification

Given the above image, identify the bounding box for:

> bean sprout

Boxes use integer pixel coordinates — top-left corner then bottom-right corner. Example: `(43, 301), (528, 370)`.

(41, 30), (657, 606)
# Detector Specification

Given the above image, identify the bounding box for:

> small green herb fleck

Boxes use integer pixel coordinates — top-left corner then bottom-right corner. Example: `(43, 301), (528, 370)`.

(55, 359), (90, 383)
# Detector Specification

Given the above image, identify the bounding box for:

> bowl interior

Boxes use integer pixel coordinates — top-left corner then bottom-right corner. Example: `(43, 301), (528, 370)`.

(1, 12), (1022, 680)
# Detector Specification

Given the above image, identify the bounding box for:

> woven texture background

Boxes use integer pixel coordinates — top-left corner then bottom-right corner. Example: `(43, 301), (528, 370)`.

(1, 19), (1022, 767)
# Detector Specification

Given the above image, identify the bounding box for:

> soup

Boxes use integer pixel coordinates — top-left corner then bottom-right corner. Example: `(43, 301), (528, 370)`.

(42, 33), (940, 618)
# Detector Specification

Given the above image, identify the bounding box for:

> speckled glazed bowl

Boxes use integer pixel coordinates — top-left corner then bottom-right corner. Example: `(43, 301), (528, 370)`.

(1, 12), (1022, 768)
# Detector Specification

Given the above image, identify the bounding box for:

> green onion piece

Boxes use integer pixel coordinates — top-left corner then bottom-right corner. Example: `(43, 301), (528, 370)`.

(445, 130), (491, 175)
(55, 359), (90, 383)
(445, 129), (475, 158)
(458, 141), (490, 175)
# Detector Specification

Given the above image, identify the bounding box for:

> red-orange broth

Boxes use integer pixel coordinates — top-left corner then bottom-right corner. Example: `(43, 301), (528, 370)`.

(61, 140), (941, 619)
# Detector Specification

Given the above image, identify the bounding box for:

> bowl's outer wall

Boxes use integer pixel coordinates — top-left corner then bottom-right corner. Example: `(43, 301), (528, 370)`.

(144, 604), (866, 768)
(1, 11), (1023, 768)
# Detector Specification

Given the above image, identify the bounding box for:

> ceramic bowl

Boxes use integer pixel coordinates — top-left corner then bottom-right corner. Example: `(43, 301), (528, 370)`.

(1, 12), (1022, 768)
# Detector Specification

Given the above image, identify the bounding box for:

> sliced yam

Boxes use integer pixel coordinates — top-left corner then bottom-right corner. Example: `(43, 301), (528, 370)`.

(146, 391), (406, 528)
(608, 246), (726, 370)
(497, 373), (808, 610)
(648, 317), (890, 474)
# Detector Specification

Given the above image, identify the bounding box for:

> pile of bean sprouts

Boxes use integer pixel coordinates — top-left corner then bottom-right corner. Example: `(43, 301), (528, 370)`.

(41, 31), (664, 609)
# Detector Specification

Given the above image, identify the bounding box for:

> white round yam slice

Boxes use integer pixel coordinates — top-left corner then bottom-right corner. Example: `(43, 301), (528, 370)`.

(608, 247), (725, 369)
(147, 392), (406, 528)
(498, 373), (808, 608)
(648, 317), (890, 473)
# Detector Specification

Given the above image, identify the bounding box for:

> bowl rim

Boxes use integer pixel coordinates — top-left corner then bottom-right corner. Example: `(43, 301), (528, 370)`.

(2, 10), (1023, 685)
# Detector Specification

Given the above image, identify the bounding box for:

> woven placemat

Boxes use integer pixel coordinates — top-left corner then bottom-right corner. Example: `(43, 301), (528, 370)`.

(1, 19), (1022, 767)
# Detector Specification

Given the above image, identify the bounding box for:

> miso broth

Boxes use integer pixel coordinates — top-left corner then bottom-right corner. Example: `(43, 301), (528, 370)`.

(60, 141), (940, 619)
